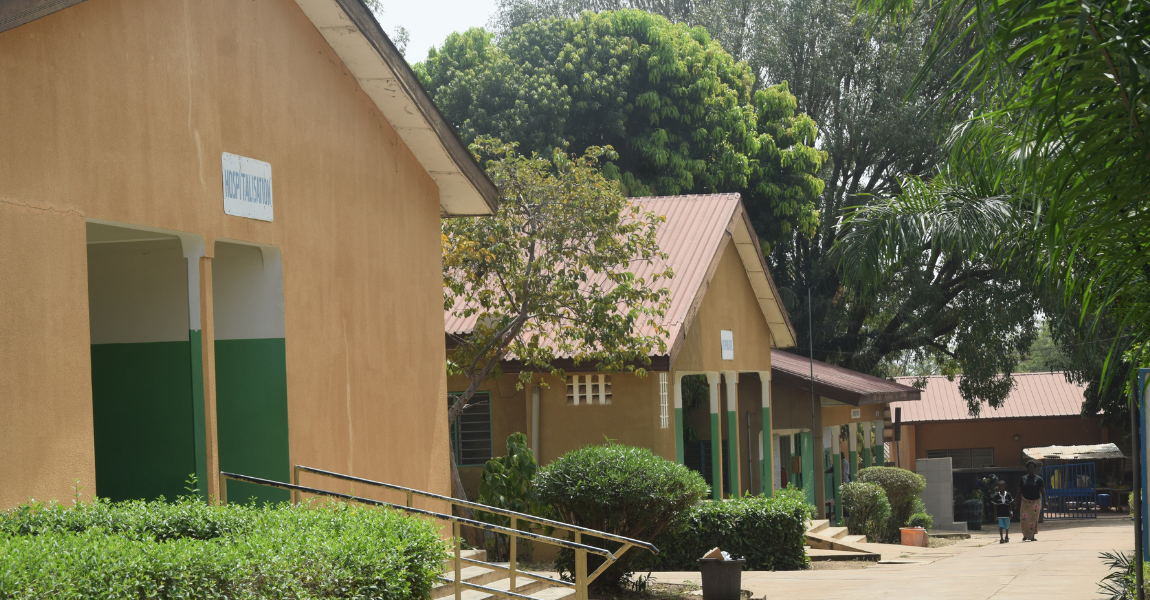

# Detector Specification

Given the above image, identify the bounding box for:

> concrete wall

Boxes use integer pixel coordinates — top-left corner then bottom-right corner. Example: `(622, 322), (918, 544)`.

(916, 457), (966, 531)
(910, 416), (1106, 469)
(0, 0), (449, 509)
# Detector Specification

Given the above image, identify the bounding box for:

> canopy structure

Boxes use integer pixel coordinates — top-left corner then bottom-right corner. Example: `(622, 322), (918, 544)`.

(1023, 443), (1125, 462)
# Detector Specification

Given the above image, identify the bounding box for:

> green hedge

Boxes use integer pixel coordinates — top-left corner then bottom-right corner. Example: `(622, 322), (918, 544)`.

(0, 496), (446, 599)
(841, 482), (890, 542)
(535, 444), (709, 589)
(635, 487), (814, 572)
(857, 467), (926, 543)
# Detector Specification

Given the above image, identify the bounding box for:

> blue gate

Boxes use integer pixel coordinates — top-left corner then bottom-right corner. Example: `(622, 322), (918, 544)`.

(1042, 462), (1097, 519)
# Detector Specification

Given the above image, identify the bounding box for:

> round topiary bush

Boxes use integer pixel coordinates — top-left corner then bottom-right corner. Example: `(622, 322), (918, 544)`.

(534, 444), (709, 589)
(840, 482), (890, 542)
(907, 512), (933, 530)
(857, 466), (926, 542)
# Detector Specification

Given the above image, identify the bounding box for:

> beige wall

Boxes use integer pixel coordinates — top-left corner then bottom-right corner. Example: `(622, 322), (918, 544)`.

(0, 0), (450, 508)
(910, 416), (1107, 469)
(672, 239), (774, 374)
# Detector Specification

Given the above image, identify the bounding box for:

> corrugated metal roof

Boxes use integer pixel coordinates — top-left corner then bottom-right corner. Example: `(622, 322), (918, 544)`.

(770, 349), (922, 405)
(890, 372), (1086, 423)
(446, 194), (796, 357)
(1023, 443), (1124, 461)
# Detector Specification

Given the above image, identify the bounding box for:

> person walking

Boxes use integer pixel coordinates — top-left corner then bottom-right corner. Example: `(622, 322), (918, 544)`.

(1019, 461), (1047, 541)
(990, 480), (1014, 543)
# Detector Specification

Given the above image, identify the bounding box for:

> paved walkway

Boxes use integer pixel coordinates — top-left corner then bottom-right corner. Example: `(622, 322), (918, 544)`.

(646, 516), (1134, 600)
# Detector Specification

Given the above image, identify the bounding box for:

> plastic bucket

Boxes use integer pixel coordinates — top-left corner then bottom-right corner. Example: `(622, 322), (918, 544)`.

(698, 558), (745, 600)
(900, 527), (928, 547)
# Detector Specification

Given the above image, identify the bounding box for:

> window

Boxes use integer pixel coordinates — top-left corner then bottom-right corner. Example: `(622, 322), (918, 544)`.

(926, 448), (995, 468)
(448, 392), (493, 466)
(566, 374), (612, 405)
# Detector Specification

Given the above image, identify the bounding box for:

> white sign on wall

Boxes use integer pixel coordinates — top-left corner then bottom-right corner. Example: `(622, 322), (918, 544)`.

(222, 152), (273, 221)
(852, 408), (861, 419)
(720, 330), (734, 360)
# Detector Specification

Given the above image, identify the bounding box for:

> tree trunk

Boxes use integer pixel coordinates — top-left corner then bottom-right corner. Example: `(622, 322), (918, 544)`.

(449, 433), (482, 547)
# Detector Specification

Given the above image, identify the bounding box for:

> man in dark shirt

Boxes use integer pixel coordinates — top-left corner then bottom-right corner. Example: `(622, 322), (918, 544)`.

(991, 480), (1014, 543)
(1019, 460), (1047, 541)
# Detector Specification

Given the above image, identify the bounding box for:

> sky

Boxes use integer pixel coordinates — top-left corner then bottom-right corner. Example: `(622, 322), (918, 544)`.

(371, 0), (502, 64)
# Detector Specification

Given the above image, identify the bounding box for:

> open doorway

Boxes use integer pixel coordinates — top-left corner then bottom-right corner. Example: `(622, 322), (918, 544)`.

(213, 241), (290, 504)
(86, 223), (197, 501)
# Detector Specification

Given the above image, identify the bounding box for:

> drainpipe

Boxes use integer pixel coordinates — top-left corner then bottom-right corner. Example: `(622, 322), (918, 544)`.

(531, 385), (540, 459)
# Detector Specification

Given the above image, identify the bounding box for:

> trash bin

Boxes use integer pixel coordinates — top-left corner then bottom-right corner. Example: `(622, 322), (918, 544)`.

(1099, 494), (1111, 510)
(962, 499), (983, 531)
(698, 557), (745, 600)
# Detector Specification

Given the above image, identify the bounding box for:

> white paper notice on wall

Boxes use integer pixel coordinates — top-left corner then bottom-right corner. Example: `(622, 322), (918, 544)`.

(720, 330), (734, 360)
(852, 408), (861, 419)
(222, 152), (273, 221)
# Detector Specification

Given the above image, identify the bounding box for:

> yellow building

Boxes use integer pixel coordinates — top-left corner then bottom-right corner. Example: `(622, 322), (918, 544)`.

(447, 194), (797, 502)
(446, 195), (922, 521)
(0, 0), (496, 509)
(769, 349), (920, 520)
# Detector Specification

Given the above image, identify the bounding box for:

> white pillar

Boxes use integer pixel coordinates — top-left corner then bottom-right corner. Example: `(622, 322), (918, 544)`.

(674, 372), (685, 464)
(707, 372), (722, 500)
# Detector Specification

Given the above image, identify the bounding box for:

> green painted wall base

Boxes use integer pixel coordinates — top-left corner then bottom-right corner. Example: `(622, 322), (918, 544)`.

(675, 407), (685, 465)
(760, 407), (771, 495)
(91, 342), (197, 502)
(215, 338), (290, 505)
(709, 413), (722, 500)
(798, 432), (815, 506)
(726, 410), (739, 496)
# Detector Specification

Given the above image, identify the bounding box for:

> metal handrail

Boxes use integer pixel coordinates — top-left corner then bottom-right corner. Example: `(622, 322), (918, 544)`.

(220, 470), (657, 600)
(292, 464), (659, 554)
(218, 472), (610, 557)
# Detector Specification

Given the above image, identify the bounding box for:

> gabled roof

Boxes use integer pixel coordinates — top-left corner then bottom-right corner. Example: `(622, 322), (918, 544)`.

(1, 0), (498, 216)
(890, 372), (1086, 423)
(446, 194), (797, 366)
(770, 349), (921, 406)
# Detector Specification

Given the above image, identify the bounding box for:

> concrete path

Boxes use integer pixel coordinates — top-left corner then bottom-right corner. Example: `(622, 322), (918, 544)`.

(646, 516), (1134, 600)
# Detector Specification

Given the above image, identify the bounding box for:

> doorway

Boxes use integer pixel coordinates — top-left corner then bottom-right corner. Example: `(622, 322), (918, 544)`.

(213, 241), (290, 504)
(87, 223), (197, 501)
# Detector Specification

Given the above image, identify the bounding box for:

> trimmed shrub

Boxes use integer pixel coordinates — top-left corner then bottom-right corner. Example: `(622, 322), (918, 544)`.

(534, 444), (709, 589)
(908, 512), (933, 530)
(841, 482), (890, 542)
(857, 467), (926, 542)
(0, 495), (445, 599)
(636, 486), (813, 572)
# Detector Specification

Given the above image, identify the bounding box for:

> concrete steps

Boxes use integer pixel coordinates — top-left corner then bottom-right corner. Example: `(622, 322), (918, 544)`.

(804, 519), (878, 561)
(433, 549), (575, 600)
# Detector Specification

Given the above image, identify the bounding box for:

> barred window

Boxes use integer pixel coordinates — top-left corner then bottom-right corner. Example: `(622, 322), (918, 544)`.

(448, 392), (492, 466)
(566, 374), (612, 405)
(925, 448), (995, 469)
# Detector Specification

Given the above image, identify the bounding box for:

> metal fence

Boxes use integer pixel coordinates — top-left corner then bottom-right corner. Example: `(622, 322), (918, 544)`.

(1042, 462), (1097, 519)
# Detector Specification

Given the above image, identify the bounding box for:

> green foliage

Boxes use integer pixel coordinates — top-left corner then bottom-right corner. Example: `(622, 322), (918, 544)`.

(1098, 550), (1146, 600)
(860, 0), (1150, 398)
(416, 10), (825, 237)
(442, 140), (671, 437)
(534, 444), (708, 589)
(637, 487), (813, 572)
(857, 467), (926, 542)
(0, 496), (446, 599)
(907, 512), (933, 530)
(477, 433), (547, 559)
(840, 482), (890, 542)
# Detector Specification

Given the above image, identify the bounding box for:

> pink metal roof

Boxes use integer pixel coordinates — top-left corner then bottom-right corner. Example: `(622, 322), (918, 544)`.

(890, 372), (1086, 423)
(770, 349), (921, 405)
(445, 194), (795, 357)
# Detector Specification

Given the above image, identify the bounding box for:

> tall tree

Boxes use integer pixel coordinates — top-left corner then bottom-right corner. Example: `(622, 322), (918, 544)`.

(444, 139), (672, 503)
(487, 2), (1045, 410)
(416, 11), (826, 240)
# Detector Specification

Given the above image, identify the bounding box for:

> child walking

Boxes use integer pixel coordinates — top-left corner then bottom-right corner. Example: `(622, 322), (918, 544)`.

(991, 480), (1014, 543)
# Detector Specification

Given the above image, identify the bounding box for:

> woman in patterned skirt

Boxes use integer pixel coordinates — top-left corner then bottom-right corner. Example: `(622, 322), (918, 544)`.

(1018, 460), (1046, 541)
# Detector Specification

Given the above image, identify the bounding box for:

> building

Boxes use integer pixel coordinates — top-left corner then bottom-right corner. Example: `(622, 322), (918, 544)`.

(445, 194), (920, 522)
(0, 0), (496, 509)
(769, 349), (920, 522)
(889, 372), (1111, 470)
(446, 194), (794, 503)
